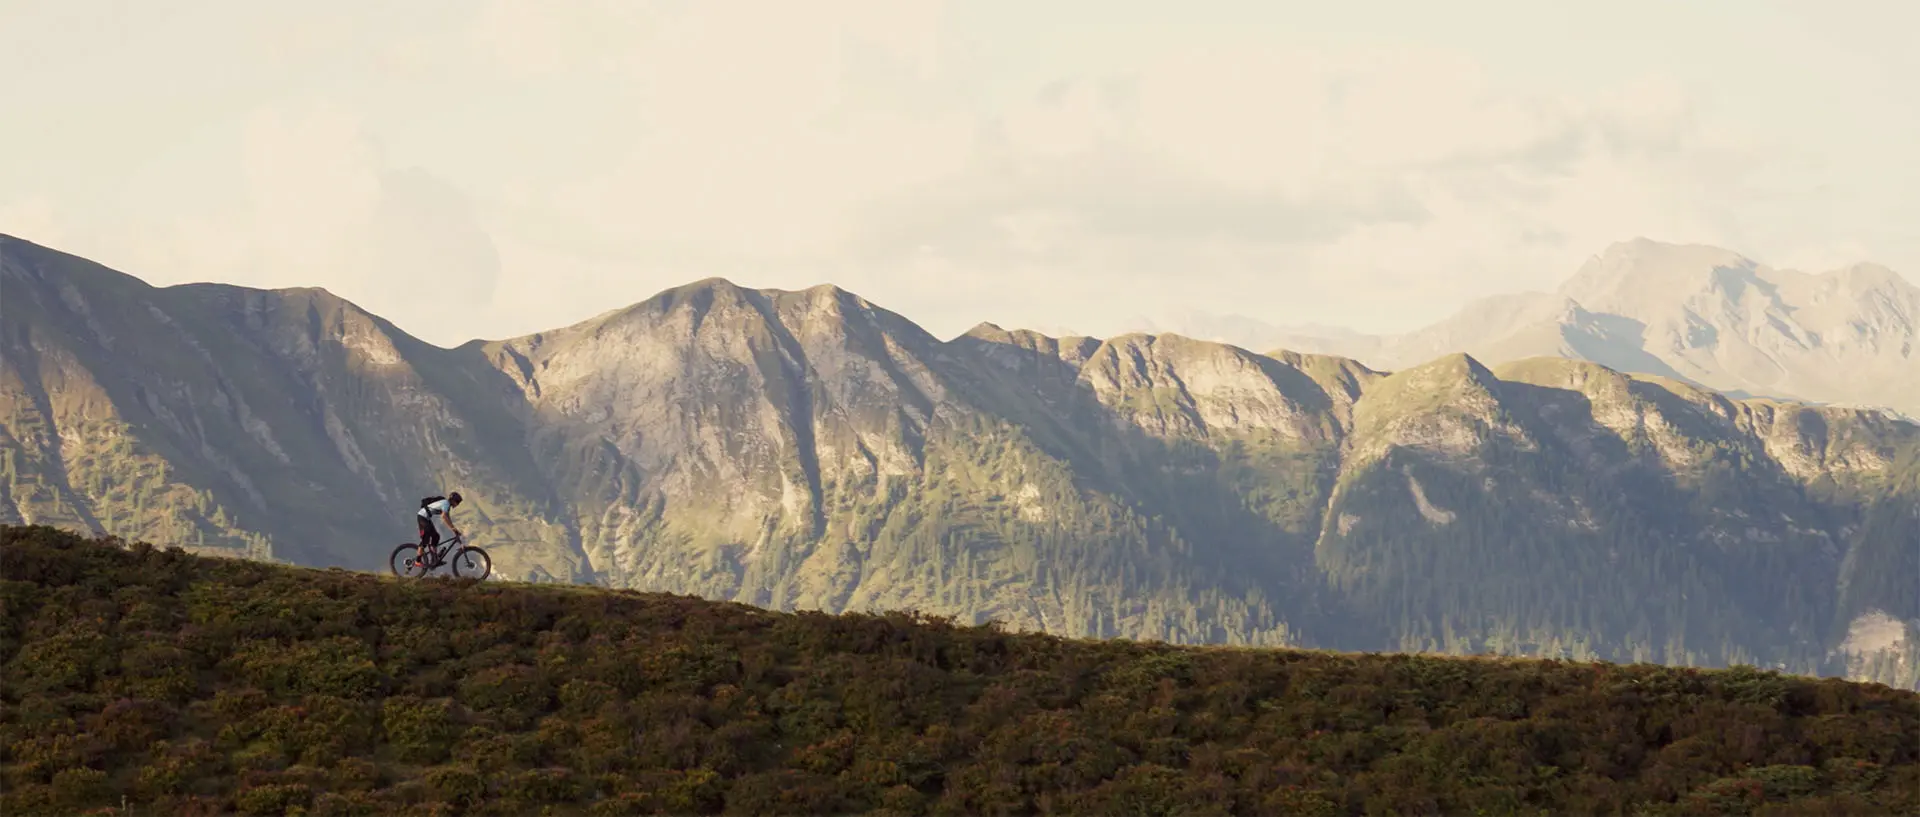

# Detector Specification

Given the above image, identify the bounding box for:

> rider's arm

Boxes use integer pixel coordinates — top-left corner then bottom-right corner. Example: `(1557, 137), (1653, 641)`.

(446, 507), (461, 537)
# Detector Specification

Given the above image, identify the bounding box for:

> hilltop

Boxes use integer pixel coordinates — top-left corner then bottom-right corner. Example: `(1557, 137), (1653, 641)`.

(4, 233), (1918, 692)
(3, 524), (1917, 815)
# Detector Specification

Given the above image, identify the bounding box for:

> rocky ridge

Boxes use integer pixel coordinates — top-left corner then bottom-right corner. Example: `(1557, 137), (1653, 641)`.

(3, 232), (1915, 688)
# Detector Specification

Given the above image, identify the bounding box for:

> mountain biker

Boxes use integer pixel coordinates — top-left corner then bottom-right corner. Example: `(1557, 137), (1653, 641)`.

(418, 491), (463, 560)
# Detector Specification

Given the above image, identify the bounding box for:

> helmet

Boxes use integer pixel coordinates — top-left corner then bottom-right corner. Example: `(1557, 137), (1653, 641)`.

(448, 491), (463, 504)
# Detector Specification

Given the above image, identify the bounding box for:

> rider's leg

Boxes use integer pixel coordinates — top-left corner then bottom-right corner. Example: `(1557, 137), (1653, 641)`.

(418, 516), (441, 562)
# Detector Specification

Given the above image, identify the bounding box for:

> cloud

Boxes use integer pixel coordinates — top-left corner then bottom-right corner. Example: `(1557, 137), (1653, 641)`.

(129, 101), (505, 339)
(16, 3), (1893, 349)
(463, 0), (667, 78)
(0, 197), (68, 249)
(481, 0), (971, 265)
(443, 11), (1766, 338)
(812, 46), (1759, 336)
(368, 167), (502, 309)
(237, 103), (386, 283)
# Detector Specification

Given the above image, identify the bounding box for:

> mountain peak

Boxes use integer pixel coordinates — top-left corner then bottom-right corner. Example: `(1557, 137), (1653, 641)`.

(1, 232), (156, 297)
(1558, 238), (1758, 311)
(1593, 236), (1749, 263)
(1418, 350), (1495, 380)
(960, 321), (1014, 342)
(606, 278), (888, 326)
(651, 275), (749, 305)
(1362, 351), (1501, 407)
(797, 281), (855, 299)
(1828, 262), (1915, 293)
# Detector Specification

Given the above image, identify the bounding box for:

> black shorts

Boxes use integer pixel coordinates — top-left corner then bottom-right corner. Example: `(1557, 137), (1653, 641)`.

(417, 515), (441, 547)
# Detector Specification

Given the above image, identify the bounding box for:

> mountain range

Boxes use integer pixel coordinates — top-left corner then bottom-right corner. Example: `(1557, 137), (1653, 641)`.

(2, 232), (1915, 690)
(1133, 238), (1920, 422)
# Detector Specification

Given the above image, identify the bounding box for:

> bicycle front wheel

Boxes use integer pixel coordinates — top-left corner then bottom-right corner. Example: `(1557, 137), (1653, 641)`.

(451, 546), (492, 580)
(390, 544), (430, 578)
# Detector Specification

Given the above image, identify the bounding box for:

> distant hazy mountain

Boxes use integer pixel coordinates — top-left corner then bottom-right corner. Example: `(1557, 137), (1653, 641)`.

(3, 233), (1916, 689)
(1158, 239), (1919, 421)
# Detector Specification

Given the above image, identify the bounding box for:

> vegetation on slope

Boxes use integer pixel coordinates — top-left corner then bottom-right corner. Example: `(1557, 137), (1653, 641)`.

(0, 234), (580, 579)
(4, 525), (1917, 816)
(1311, 356), (1920, 688)
(9, 235), (1919, 692)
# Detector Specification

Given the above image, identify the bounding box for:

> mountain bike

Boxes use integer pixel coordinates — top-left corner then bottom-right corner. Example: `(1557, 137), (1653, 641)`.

(390, 532), (492, 580)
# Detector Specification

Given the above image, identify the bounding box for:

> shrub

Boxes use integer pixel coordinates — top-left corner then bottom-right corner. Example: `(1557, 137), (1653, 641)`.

(424, 764), (486, 808)
(382, 697), (460, 764)
(3, 526), (1917, 817)
(50, 766), (111, 811)
(235, 782), (313, 815)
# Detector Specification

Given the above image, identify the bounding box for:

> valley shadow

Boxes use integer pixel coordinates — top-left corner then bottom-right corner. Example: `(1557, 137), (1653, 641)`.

(943, 332), (1352, 642)
(1566, 313), (1702, 387)
(1491, 380), (1678, 514)
(1501, 376), (1851, 641)
(1572, 311), (1826, 405)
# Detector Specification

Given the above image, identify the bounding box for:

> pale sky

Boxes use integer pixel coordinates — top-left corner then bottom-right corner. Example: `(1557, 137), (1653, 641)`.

(3, 0), (1915, 346)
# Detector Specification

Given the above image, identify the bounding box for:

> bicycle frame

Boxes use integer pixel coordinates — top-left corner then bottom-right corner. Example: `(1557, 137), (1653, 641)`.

(391, 531), (491, 581)
(419, 533), (466, 568)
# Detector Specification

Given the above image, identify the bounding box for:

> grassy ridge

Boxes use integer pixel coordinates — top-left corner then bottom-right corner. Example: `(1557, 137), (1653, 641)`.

(2, 524), (1916, 816)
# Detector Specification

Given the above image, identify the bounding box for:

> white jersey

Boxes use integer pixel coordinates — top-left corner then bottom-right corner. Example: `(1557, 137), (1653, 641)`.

(419, 498), (453, 519)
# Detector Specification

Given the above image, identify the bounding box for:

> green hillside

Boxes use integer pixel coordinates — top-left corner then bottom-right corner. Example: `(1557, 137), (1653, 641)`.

(4, 525), (1917, 816)
(6, 233), (1919, 694)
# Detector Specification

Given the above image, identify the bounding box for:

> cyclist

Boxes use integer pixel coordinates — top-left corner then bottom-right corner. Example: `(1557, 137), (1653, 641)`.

(417, 491), (464, 563)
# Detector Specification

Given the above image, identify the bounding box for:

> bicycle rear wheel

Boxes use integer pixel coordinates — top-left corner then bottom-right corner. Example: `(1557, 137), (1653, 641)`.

(451, 546), (492, 580)
(389, 544), (430, 578)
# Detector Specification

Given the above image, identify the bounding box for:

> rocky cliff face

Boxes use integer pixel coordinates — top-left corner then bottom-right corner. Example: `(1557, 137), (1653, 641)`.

(0, 236), (581, 575)
(1319, 353), (1915, 671)
(3, 233), (1915, 689)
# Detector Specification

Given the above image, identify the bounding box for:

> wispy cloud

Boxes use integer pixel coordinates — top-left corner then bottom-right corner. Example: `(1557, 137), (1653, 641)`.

(2, 1), (1912, 345)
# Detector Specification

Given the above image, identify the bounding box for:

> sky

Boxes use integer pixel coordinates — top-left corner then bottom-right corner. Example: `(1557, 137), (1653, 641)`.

(2, 0), (1916, 347)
